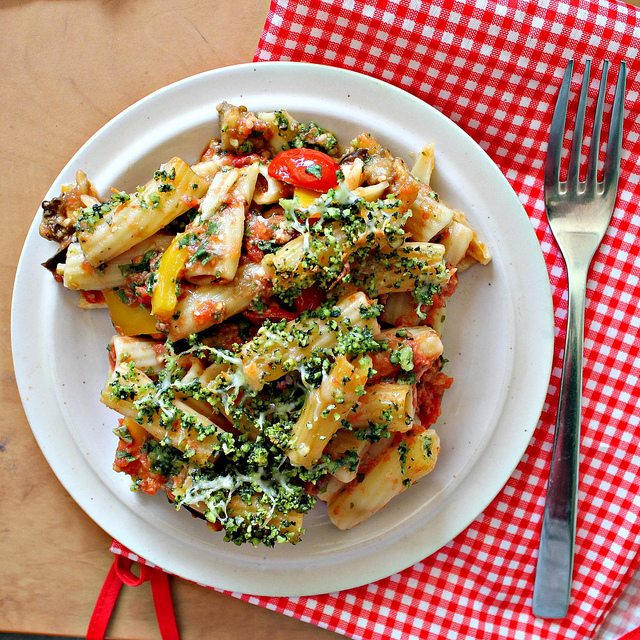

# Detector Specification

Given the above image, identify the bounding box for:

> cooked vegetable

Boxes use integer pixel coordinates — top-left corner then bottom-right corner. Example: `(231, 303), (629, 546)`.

(268, 148), (340, 192)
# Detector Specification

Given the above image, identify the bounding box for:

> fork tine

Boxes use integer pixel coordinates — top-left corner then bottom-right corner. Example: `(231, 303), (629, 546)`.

(585, 60), (609, 192)
(567, 59), (591, 188)
(602, 61), (627, 197)
(545, 60), (573, 193)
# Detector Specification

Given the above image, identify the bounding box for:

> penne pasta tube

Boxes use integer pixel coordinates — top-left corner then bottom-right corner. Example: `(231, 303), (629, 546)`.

(226, 494), (305, 543)
(411, 142), (435, 185)
(178, 358), (206, 385)
(287, 355), (370, 468)
(257, 109), (301, 154)
(350, 383), (415, 433)
(253, 164), (288, 205)
(377, 326), (444, 364)
(75, 158), (208, 267)
(168, 262), (266, 341)
(368, 326), (443, 384)
(61, 243), (117, 290)
(327, 429), (440, 530)
(109, 336), (166, 374)
(440, 220), (475, 266)
(61, 234), (172, 291)
(429, 304), (447, 335)
(261, 223), (348, 293)
(184, 163), (260, 283)
(240, 291), (380, 391)
(322, 429), (370, 483)
(349, 242), (450, 299)
(167, 359), (231, 428)
(101, 364), (221, 466)
(317, 475), (348, 503)
(340, 157), (364, 191)
(380, 291), (419, 327)
(352, 181), (389, 202)
(171, 480), (305, 543)
(190, 158), (223, 181)
(405, 183), (456, 242)
(380, 292), (450, 335)
(447, 211), (492, 270)
(199, 361), (229, 386)
(262, 197), (411, 297)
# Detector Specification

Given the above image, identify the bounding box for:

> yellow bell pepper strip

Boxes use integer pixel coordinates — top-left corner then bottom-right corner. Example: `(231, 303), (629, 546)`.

(151, 232), (190, 322)
(121, 417), (148, 447)
(294, 185), (322, 208)
(103, 289), (158, 336)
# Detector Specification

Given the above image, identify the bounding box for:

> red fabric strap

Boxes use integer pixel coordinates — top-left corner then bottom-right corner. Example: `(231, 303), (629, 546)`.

(87, 555), (180, 640)
(149, 565), (180, 639)
(86, 560), (123, 640)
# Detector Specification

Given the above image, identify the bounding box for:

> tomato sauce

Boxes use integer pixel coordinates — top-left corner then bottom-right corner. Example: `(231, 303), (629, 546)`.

(415, 369), (453, 427)
(113, 439), (167, 496)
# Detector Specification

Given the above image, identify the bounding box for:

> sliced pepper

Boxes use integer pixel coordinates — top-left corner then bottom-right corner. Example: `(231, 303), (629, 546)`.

(122, 417), (148, 447)
(103, 289), (158, 336)
(294, 185), (321, 208)
(151, 232), (190, 321)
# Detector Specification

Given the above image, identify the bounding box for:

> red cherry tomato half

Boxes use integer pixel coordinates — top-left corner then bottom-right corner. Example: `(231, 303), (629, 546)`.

(268, 148), (340, 191)
(294, 285), (326, 313)
(242, 298), (300, 324)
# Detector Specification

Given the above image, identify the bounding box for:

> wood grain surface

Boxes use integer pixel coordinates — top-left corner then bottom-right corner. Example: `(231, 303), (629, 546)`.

(0, 1), (338, 638)
(2, 1), (638, 638)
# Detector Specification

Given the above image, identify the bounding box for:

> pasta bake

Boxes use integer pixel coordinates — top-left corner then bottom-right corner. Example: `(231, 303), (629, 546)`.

(39, 102), (491, 546)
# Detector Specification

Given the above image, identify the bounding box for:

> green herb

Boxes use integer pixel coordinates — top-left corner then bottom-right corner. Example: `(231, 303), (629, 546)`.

(305, 163), (323, 179)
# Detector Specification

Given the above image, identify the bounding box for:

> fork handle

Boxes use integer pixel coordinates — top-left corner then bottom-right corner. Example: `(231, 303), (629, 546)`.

(532, 263), (589, 618)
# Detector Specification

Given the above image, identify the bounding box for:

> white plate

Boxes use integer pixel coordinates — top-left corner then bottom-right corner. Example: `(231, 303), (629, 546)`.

(11, 62), (554, 596)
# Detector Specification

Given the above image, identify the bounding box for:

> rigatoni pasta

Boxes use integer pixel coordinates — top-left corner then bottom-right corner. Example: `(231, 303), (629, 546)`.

(39, 101), (490, 547)
(75, 158), (208, 267)
(183, 163), (260, 283)
(327, 429), (441, 530)
(286, 354), (370, 468)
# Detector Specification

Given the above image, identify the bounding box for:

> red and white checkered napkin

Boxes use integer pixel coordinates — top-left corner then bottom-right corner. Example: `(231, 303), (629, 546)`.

(115, 1), (640, 638)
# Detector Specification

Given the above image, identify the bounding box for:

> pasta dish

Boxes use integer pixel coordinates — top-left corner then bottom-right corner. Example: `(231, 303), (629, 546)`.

(39, 102), (491, 547)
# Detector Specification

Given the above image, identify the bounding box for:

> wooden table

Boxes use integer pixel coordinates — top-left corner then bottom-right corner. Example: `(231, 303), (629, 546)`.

(0, 1), (337, 638)
(3, 1), (639, 639)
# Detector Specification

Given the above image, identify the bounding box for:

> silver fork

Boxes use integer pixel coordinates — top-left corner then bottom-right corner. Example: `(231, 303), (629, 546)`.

(532, 59), (626, 619)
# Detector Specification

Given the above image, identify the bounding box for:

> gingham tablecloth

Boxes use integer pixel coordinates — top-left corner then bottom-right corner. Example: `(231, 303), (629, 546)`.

(114, 0), (640, 638)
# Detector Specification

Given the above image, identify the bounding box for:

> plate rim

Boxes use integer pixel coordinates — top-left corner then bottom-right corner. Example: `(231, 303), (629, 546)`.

(11, 61), (554, 596)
